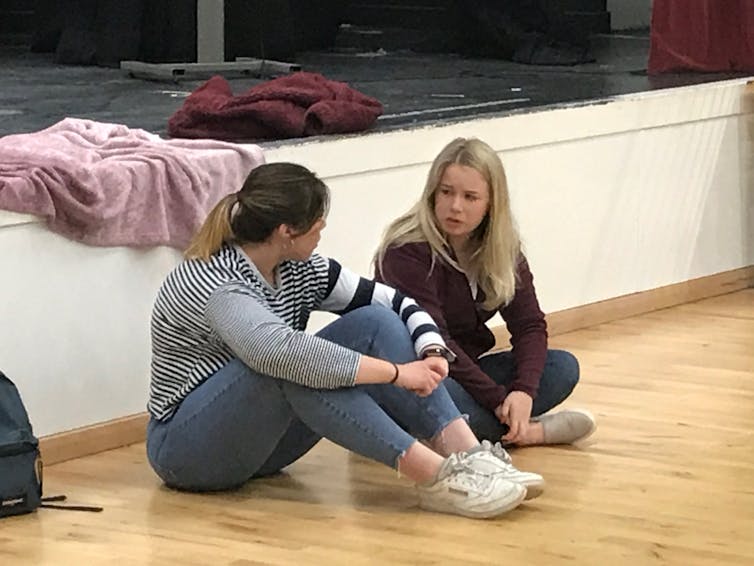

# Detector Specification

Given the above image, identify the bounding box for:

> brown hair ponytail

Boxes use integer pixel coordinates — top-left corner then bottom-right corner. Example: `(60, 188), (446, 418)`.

(184, 193), (236, 260)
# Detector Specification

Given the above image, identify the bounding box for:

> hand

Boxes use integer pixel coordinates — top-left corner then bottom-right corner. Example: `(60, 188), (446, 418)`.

(497, 391), (533, 444)
(395, 359), (445, 397)
(421, 355), (449, 379)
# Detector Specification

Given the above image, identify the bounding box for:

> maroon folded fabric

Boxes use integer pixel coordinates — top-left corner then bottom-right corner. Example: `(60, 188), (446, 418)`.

(168, 72), (384, 140)
(649, 0), (754, 74)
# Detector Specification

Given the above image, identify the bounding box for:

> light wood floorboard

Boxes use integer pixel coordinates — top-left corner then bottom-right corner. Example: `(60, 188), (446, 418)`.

(2, 290), (753, 565)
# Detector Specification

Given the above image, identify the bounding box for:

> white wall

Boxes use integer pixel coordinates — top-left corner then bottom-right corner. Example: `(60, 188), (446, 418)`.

(0, 219), (181, 436)
(1, 77), (751, 437)
(608, 0), (652, 30)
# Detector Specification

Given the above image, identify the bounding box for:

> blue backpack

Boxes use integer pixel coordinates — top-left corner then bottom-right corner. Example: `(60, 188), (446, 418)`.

(1, 371), (102, 517)
(0, 371), (42, 517)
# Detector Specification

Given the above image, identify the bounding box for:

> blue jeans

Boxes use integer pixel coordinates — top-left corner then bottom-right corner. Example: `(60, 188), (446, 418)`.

(146, 305), (462, 491)
(443, 350), (580, 442)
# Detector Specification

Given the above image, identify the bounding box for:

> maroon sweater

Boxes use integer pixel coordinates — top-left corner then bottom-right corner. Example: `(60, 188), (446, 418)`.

(376, 242), (548, 412)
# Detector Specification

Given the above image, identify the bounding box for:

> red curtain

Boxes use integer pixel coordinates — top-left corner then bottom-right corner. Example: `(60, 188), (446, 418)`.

(648, 0), (754, 74)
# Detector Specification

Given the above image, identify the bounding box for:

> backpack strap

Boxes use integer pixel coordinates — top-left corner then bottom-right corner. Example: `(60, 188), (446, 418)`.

(40, 495), (103, 513)
(37, 459), (103, 512)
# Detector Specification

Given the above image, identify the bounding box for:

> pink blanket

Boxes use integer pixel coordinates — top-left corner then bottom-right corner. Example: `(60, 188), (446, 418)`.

(0, 118), (264, 249)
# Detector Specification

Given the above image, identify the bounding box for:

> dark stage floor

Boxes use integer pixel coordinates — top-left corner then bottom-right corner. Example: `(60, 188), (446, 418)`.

(0, 31), (746, 142)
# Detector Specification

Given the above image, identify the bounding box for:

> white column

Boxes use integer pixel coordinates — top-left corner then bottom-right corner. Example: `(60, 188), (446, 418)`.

(196, 0), (225, 63)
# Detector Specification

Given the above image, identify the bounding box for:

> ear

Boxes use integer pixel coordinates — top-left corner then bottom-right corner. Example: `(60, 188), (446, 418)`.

(277, 224), (295, 239)
(268, 224), (292, 245)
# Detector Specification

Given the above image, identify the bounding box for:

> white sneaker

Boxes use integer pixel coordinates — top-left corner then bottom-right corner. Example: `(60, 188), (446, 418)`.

(465, 440), (546, 500)
(416, 453), (527, 519)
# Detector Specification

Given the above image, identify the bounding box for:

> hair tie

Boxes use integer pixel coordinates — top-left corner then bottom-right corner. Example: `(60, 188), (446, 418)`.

(227, 194), (242, 223)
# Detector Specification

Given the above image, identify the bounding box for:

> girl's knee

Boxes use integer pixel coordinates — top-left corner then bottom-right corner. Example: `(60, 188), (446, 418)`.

(353, 304), (404, 328)
(322, 305), (414, 361)
(551, 350), (580, 389)
(351, 305), (412, 344)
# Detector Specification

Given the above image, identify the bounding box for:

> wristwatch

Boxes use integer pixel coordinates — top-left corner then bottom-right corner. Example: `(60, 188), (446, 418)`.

(421, 346), (457, 363)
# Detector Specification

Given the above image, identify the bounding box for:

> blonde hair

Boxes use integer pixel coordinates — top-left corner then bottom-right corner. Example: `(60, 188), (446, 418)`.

(376, 137), (520, 309)
(185, 163), (329, 260)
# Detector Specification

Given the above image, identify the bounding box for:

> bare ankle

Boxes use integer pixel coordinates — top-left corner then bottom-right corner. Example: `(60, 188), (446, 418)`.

(397, 441), (445, 484)
(427, 417), (479, 457)
(514, 421), (546, 446)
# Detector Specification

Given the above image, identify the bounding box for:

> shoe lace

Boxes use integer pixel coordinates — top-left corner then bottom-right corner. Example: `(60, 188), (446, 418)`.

(481, 439), (514, 466)
(443, 453), (491, 491)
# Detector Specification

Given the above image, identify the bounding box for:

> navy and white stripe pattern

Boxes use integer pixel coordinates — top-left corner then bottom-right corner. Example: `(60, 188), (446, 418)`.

(149, 244), (445, 421)
(320, 260), (443, 355)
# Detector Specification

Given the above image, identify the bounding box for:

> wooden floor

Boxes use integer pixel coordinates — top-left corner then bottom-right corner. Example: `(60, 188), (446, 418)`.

(3, 290), (753, 565)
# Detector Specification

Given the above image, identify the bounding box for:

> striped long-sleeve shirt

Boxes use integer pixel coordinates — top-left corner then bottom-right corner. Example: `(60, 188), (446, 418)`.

(148, 244), (446, 421)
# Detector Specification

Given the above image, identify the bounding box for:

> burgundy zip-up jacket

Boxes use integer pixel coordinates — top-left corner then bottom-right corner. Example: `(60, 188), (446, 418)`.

(376, 242), (548, 412)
